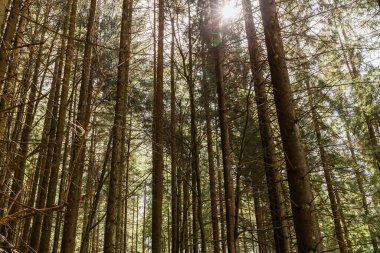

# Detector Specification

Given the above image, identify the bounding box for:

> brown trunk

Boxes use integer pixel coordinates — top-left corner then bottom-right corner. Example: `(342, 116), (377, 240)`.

(305, 70), (347, 253)
(201, 45), (220, 253)
(170, 16), (179, 253)
(80, 135), (112, 253)
(0, 0), (23, 141)
(258, 0), (321, 251)
(27, 10), (68, 249)
(335, 185), (353, 253)
(122, 116), (132, 253)
(0, 0), (9, 31)
(142, 182), (147, 253)
(56, 0), (82, 251)
(29, 49), (62, 252)
(209, 0), (236, 251)
(252, 186), (267, 253)
(151, 0), (164, 250)
(186, 3), (206, 252)
(18, 1), (53, 244)
(242, 0), (291, 251)
(192, 171), (198, 253)
(346, 129), (379, 252)
(80, 127), (96, 253)
(103, 0), (131, 251)
(0, 1), (29, 216)
(6, 0), (32, 218)
(180, 122), (190, 253)
(216, 153), (226, 253)
(40, 1), (88, 251)
(365, 114), (380, 172)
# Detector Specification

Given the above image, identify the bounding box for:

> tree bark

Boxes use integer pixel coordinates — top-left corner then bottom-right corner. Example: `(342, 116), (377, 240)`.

(305, 68), (347, 253)
(0, 0), (9, 32)
(345, 129), (379, 252)
(258, 0), (321, 251)
(209, 0), (236, 251)
(186, 3), (206, 252)
(104, 0), (131, 252)
(170, 16), (179, 253)
(364, 114), (380, 173)
(151, 0), (164, 250)
(0, 0), (23, 142)
(201, 45), (220, 253)
(242, 0), (291, 251)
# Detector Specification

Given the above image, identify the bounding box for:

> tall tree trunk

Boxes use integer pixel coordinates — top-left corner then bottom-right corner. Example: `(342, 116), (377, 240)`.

(56, 0), (82, 251)
(364, 114), (380, 172)
(252, 185), (267, 253)
(186, 3), (206, 252)
(151, 0), (164, 250)
(0, 0), (23, 141)
(334, 184), (353, 253)
(209, 0), (236, 251)
(6, 0), (31, 219)
(80, 135), (112, 253)
(170, 16), (179, 253)
(192, 171), (198, 253)
(104, 0), (131, 251)
(216, 153), (227, 253)
(201, 46), (220, 253)
(29, 47), (63, 252)
(258, 0), (321, 251)
(345, 129), (379, 252)
(305, 68), (347, 253)
(40, 0), (93, 251)
(0, 0), (9, 32)
(142, 182), (147, 253)
(242, 0), (291, 251)
(80, 106), (96, 253)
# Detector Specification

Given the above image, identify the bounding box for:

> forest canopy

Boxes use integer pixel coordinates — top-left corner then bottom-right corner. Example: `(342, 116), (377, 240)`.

(0, 0), (380, 252)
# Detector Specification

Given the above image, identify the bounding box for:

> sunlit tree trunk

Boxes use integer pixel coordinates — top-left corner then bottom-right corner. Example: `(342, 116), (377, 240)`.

(258, 0), (321, 251)
(364, 114), (380, 172)
(242, 0), (291, 251)
(186, 3), (206, 252)
(304, 74), (347, 253)
(209, 0), (236, 251)
(201, 45), (221, 253)
(345, 129), (379, 252)
(104, 0), (131, 251)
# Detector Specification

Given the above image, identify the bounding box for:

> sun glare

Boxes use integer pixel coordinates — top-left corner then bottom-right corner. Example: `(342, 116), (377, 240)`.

(220, 2), (238, 20)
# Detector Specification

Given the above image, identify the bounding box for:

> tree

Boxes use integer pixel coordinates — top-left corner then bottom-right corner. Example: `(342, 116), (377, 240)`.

(151, 0), (165, 251)
(258, 0), (322, 251)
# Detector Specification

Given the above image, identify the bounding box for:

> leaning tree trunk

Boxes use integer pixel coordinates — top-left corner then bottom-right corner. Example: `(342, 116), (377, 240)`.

(242, 0), (291, 251)
(0, 0), (9, 31)
(258, 0), (321, 251)
(364, 114), (380, 173)
(0, 0), (23, 142)
(304, 66), (347, 253)
(345, 129), (379, 252)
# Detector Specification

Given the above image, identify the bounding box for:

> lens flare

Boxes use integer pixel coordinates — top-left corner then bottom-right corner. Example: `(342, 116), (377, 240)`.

(220, 2), (238, 20)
